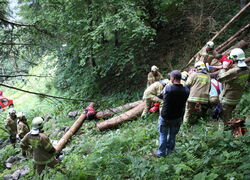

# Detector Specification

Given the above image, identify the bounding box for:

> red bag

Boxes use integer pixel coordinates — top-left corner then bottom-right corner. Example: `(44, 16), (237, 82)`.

(149, 103), (160, 113)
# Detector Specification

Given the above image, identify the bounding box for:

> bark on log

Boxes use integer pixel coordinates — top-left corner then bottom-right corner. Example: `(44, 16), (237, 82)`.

(216, 23), (250, 53)
(55, 113), (87, 151)
(245, 57), (250, 64)
(222, 40), (249, 56)
(95, 100), (142, 119)
(181, 2), (250, 71)
(97, 102), (146, 131)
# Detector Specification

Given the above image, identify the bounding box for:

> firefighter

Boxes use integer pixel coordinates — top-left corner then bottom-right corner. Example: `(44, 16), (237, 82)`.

(181, 71), (189, 85)
(183, 61), (211, 125)
(21, 117), (58, 175)
(17, 112), (30, 140)
(141, 79), (169, 119)
(195, 41), (218, 65)
(217, 48), (249, 124)
(147, 65), (164, 87)
(4, 108), (17, 144)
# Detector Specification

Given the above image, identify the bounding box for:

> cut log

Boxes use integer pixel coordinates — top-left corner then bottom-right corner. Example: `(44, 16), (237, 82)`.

(210, 2), (250, 41)
(181, 2), (250, 71)
(216, 23), (250, 53)
(97, 102), (146, 131)
(55, 113), (87, 151)
(222, 39), (249, 56)
(245, 57), (250, 64)
(95, 100), (142, 119)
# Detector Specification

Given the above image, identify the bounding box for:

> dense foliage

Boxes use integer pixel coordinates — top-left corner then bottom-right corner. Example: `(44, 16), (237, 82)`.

(1, 0), (249, 97)
(0, 0), (250, 179)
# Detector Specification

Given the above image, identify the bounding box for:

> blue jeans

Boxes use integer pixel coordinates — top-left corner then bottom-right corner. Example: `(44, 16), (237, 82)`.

(157, 116), (182, 156)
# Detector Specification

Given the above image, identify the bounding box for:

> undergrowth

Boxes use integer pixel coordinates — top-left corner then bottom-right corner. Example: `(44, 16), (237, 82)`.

(0, 92), (250, 179)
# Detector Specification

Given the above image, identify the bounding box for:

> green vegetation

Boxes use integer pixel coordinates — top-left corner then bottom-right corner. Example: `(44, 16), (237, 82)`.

(0, 0), (249, 179)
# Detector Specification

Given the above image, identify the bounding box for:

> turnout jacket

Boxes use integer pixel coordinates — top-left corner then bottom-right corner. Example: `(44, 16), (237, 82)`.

(143, 81), (165, 100)
(195, 48), (218, 65)
(185, 71), (211, 104)
(218, 65), (249, 105)
(4, 116), (17, 137)
(21, 132), (56, 165)
(17, 120), (30, 139)
(147, 71), (164, 87)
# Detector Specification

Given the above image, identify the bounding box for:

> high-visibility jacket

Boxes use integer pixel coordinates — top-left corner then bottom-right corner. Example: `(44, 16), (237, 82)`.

(4, 116), (17, 137)
(185, 71), (211, 104)
(17, 120), (30, 139)
(218, 65), (249, 105)
(147, 71), (164, 87)
(21, 132), (56, 165)
(195, 48), (218, 65)
(143, 82), (164, 100)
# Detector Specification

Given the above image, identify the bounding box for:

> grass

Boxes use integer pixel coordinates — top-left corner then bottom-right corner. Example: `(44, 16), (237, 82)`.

(0, 63), (250, 179)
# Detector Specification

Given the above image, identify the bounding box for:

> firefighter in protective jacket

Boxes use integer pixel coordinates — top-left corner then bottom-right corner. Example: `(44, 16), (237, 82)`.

(21, 117), (58, 175)
(147, 65), (164, 87)
(17, 112), (30, 140)
(4, 108), (18, 144)
(141, 79), (169, 118)
(184, 61), (211, 124)
(217, 48), (249, 124)
(195, 41), (218, 65)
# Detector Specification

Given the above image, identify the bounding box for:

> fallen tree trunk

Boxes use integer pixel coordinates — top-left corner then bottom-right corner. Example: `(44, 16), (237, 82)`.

(222, 39), (249, 56)
(216, 23), (250, 53)
(97, 102), (145, 131)
(245, 57), (250, 64)
(95, 100), (142, 119)
(181, 2), (250, 71)
(55, 113), (87, 151)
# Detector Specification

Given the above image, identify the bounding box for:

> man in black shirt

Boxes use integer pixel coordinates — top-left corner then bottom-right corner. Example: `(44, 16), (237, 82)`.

(154, 70), (189, 157)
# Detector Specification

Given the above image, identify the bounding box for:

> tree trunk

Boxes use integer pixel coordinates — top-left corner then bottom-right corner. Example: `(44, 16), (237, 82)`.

(181, 2), (250, 71)
(96, 100), (143, 119)
(222, 40), (249, 56)
(55, 113), (87, 151)
(97, 102), (145, 131)
(216, 23), (250, 53)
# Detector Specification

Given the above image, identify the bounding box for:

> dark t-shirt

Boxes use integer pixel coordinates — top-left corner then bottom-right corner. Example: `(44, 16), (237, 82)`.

(161, 84), (189, 120)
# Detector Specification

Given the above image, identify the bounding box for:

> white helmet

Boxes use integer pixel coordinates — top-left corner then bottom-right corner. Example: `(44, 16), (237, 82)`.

(151, 65), (159, 72)
(160, 79), (169, 85)
(230, 48), (247, 67)
(194, 61), (206, 70)
(206, 41), (214, 49)
(230, 48), (245, 61)
(8, 108), (16, 114)
(31, 117), (44, 135)
(17, 112), (25, 119)
(181, 71), (189, 81)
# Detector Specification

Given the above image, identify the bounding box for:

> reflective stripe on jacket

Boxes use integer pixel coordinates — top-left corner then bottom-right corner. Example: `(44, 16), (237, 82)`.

(218, 65), (249, 105)
(185, 71), (210, 104)
(21, 132), (56, 165)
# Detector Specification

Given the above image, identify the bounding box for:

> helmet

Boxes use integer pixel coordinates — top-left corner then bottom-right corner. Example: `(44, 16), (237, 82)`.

(206, 41), (214, 49)
(8, 108), (16, 114)
(229, 48), (245, 61)
(151, 65), (159, 72)
(181, 71), (189, 81)
(17, 112), (25, 119)
(160, 79), (169, 85)
(195, 61), (206, 70)
(32, 117), (44, 130)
